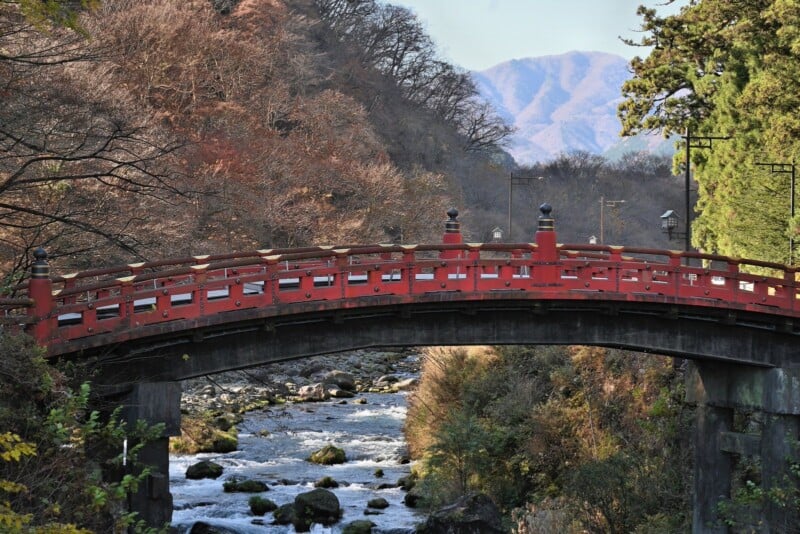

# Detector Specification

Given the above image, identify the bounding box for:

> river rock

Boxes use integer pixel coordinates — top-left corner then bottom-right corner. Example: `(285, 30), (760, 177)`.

(419, 493), (504, 533)
(185, 460), (224, 480)
(273, 503), (296, 525)
(294, 488), (341, 527)
(222, 478), (269, 493)
(314, 475), (339, 488)
(342, 520), (376, 534)
(308, 444), (347, 465)
(367, 497), (389, 509)
(296, 383), (329, 402)
(323, 370), (356, 391)
(374, 374), (398, 388)
(403, 486), (422, 508)
(327, 386), (355, 398)
(248, 495), (277, 515)
(189, 522), (239, 534)
(392, 377), (419, 391)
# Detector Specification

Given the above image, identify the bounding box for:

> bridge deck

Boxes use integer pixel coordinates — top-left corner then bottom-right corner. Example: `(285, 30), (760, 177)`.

(7, 241), (800, 357)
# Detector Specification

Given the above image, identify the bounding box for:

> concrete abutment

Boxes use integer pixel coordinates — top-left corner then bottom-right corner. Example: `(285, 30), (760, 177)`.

(687, 362), (800, 532)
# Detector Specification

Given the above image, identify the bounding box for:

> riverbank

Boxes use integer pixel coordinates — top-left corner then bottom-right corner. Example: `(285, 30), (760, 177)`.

(179, 348), (421, 416)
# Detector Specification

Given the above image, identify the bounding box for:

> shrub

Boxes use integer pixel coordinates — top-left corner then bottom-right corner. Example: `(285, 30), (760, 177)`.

(0, 333), (165, 532)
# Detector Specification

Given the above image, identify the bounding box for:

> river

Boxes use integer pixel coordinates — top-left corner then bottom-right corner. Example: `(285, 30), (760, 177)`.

(169, 390), (425, 533)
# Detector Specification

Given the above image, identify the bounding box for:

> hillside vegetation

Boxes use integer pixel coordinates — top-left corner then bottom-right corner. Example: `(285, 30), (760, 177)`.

(1, 0), (688, 282)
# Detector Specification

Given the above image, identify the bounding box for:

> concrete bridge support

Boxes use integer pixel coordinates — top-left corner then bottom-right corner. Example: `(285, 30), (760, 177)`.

(687, 362), (800, 533)
(121, 382), (182, 529)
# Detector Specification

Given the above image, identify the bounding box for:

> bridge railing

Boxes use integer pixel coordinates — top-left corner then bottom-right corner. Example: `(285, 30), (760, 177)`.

(32, 242), (797, 346)
(17, 206), (800, 354)
(0, 297), (34, 328)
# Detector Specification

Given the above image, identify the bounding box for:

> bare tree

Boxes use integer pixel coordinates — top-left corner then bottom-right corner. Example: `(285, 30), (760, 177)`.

(310, 0), (512, 152)
(0, 2), (185, 277)
(458, 99), (515, 152)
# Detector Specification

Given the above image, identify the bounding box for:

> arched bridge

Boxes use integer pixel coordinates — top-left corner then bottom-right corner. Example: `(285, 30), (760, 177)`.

(4, 204), (800, 385)
(5, 205), (800, 533)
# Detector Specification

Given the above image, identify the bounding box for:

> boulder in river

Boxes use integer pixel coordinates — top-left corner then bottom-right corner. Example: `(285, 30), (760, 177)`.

(248, 495), (277, 516)
(327, 386), (355, 398)
(392, 377), (419, 391)
(185, 460), (224, 480)
(367, 497), (389, 509)
(294, 488), (342, 528)
(296, 383), (329, 402)
(273, 503), (296, 525)
(314, 475), (339, 488)
(342, 519), (376, 534)
(323, 370), (356, 391)
(307, 444), (347, 465)
(222, 478), (269, 493)
(189, 522), (239, 534)
(419, 493), (504, 534)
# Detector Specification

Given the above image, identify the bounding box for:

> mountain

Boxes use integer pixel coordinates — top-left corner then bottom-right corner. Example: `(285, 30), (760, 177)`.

(472, 51), (672, 164)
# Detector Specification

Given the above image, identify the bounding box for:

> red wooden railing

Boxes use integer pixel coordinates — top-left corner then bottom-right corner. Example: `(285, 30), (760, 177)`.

(7, 206), (800, 356)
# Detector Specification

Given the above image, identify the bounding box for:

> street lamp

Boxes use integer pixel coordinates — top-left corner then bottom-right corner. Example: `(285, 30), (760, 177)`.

(755, 160), (796, 264)
(660, 210), (682, 241)
(599, 196), (625, 244)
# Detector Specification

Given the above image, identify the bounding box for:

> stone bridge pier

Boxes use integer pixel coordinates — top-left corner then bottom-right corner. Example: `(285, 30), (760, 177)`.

(119, 382), (182, 529)
(687, 361), (800, 533)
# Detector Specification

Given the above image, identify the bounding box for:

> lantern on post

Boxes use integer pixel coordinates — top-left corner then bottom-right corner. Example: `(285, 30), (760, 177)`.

(492, 227), (503, 242)
(660, 210), (681, 241)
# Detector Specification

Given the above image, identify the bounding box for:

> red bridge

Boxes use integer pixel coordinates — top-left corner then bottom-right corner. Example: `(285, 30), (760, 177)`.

(7, 205), (800, 371)
(4, 204), (800, 532)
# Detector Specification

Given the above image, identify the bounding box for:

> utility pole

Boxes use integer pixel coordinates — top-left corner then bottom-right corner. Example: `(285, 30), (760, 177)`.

(682, 128), (730, 252)
(599, 196), (625, 244)
(508, 174), (542, 241)
(755, 160), (796, 264)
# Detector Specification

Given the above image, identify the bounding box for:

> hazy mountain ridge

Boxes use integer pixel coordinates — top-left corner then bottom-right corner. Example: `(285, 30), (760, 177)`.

(473, 51), (670, 164)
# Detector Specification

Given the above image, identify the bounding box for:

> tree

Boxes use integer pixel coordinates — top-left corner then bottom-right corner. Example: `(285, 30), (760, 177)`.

(311, 0), (512, 153)
(0, 1), (186, 277)
(618, 0), (800, 264)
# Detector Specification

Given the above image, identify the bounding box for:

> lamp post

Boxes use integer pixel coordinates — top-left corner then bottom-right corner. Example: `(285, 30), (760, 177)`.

(681, 128), (730, 252)
(508, 174), (543, 241)
(599, 196), (625, 244)
(755, 160), (796, 264)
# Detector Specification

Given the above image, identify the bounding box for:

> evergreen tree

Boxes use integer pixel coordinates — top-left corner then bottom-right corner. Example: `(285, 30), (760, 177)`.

(620, 0), (800, 264)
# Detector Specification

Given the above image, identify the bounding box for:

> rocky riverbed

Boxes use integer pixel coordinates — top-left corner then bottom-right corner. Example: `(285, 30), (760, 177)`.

(170, 349), (425, 533)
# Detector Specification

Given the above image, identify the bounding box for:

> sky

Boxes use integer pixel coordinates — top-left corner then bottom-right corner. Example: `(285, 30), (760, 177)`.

(390, 0), (685, 71)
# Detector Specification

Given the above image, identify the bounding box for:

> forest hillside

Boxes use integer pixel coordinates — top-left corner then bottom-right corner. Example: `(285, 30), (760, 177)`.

(1, 0), (684, 282)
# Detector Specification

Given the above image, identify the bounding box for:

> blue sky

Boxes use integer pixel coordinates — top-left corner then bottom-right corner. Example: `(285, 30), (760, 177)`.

(390, 0), (685, 71)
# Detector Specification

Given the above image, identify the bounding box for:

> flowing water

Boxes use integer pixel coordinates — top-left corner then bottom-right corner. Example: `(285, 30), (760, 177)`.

(170, 391), (424, 533)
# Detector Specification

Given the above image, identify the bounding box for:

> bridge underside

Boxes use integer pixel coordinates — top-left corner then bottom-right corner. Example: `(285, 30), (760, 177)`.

(64, 297), (798, 389)
(65, 297), (800, 533)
